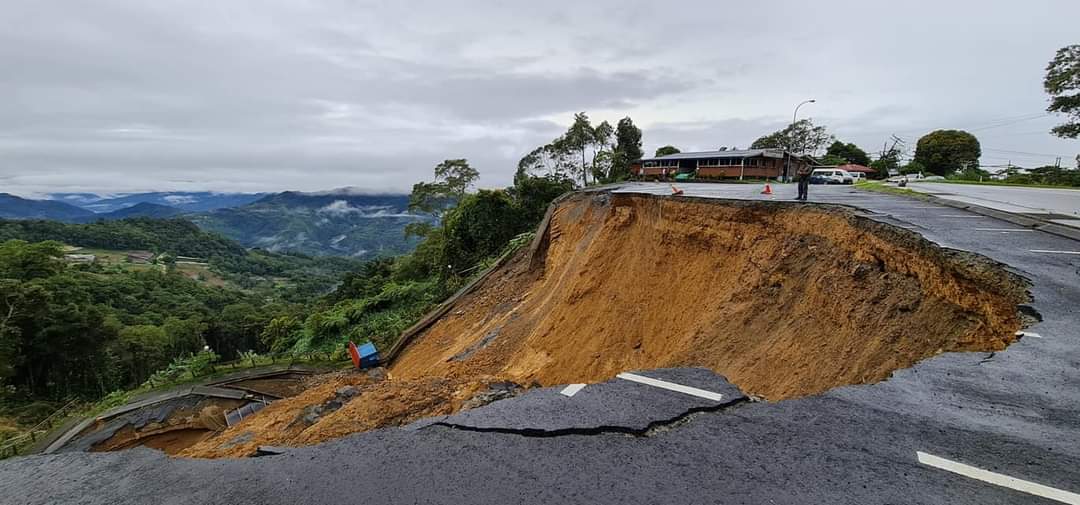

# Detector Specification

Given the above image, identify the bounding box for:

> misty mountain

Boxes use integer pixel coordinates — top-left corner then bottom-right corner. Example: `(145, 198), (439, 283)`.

(51, 191), (267, 213)
(3, 189), (425, 258)
(190, 189), (426, 257)
(94, 202), (186, 220)
(0, 193), (97, 221)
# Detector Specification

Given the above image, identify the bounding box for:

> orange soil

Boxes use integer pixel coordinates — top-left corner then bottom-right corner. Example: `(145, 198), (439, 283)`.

(390, 193), (1027, 399)
(180, 370), (495, 458)
(181, 193), (1027, 458)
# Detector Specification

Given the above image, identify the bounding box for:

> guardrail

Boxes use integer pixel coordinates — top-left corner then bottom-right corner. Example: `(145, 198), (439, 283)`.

(0, 399), (81, 459)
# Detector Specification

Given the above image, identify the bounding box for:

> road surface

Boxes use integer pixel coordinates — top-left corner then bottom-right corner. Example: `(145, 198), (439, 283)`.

(905, 182), (1080, 228)
(3, 183), (1079, 504)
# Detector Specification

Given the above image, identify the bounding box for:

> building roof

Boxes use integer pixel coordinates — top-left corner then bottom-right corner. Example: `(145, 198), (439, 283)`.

(640, 149), (788, 162)
(837, 163), (875, 173)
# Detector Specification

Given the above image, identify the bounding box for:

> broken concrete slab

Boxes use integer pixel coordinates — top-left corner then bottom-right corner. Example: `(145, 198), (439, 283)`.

(430, 367), (745, 435)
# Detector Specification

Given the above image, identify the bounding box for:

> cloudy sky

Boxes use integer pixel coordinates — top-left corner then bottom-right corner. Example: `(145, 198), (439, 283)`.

(2, 1), (1078, 197)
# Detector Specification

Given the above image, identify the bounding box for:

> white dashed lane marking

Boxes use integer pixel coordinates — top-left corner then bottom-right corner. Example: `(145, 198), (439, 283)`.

(559, 384), (586, 397)
(974, 228), (1035, 232)
(917, 452), (1080, 504)
(616, 373), (725, 401)
(1030, 250), (1080, 255)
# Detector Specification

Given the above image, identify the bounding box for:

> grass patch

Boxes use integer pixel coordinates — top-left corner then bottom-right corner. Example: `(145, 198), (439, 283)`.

(915, 180), (1080, 190)
(854, 181), (933, 201)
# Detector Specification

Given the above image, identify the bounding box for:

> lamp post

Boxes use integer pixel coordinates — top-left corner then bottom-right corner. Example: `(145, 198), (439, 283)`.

(783, 99), (815, 182)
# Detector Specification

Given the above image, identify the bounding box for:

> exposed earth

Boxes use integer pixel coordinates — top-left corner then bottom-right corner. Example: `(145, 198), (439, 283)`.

(169, 192), (1026, 458)
(8, 184), (1078, 505)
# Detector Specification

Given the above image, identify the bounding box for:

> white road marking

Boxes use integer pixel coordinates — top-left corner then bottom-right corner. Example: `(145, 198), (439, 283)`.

(1030, 250), (1080, 255)
(1017, 331), (1044, 339)
(941, 215), (984, 218)
(616, 372), (725, 401)
(974, 228), (1035, 232)
(917, 451), (1080, 504)
(560, 384), (586, 397)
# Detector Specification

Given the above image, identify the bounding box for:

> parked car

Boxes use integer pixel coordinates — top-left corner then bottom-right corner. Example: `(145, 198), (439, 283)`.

(809, 174), (829, 185)
(848, 172), (866, 182)
(811, 169), (855, 184)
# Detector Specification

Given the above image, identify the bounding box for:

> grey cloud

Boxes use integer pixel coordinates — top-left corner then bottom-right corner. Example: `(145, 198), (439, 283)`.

(2, 0), (1079, 196)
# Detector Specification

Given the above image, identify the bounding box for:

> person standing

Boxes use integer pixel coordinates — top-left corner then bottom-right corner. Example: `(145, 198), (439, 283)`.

(796, 162), (812, 200)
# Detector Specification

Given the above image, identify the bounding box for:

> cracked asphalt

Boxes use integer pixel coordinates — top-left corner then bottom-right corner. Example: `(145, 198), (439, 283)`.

(2, 183), (1079, 504)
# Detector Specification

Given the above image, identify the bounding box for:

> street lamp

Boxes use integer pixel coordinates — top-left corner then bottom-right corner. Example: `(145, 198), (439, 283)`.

(784, 99), (815, 182)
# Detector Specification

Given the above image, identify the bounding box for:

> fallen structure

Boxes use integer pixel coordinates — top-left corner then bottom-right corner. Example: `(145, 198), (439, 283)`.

(41, 367), (320, 455)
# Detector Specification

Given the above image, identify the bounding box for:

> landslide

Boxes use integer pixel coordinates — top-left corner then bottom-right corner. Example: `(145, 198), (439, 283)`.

(182, 192), (1029, 457)
(391, 192), (1028, 400)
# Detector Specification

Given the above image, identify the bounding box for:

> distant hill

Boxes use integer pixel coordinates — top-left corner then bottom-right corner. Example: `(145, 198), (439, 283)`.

(0, 193), (96, 221)
(95, 202), (185, 220)
(5, 188), (426, 258)
(191, 189), (425, 257)
(50, 191), (267, 213)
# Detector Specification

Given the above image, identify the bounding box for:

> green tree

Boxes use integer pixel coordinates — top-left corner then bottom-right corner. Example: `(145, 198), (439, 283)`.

(751, 119), (833, 155)
(434, 159), (479, 197)
(509, 174), (576, 225)
(610, 117), (643, 182)
(1044, 44), (1080, 139)
(655, 145), (681, 157)
(824, 141), (871, 166)
(408, 159), (479, 219)
(162, 317), (207, 359)
(564, 112), (597, 186)
(913, 130), (981, 176)
(0, 240), (64, 280)
(260, 315), (303, 353)
(114, 325), (170, 385)
(441, 190), (528, 275)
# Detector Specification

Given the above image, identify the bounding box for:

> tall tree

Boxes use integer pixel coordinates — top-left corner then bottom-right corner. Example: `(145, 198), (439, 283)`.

(824, 141), (871, 166)
(655, 145), (681, 157)
(751, 119), (834, 155)
(913, 130), (981, 176)
(1044, 44), (1080, 139)
(433, 159), (479, 198)
(564, 112), (596, 186)
(608, 117), (643, 182)
(407, 158), (479, 235)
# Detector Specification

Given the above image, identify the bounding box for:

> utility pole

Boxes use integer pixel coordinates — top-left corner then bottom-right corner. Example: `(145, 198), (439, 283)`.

(783, 99), (815, 182)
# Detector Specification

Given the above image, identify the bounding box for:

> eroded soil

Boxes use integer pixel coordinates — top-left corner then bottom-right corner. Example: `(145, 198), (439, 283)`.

(182, 193), (1030, 458)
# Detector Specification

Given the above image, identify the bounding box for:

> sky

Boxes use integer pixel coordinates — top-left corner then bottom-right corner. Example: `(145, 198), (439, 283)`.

(1, 0), (1078, 197)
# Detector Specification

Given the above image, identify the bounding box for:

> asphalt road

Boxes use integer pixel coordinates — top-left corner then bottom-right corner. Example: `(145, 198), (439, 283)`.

(3, 183), (1079, 504)
(904, 182), (1080, 227)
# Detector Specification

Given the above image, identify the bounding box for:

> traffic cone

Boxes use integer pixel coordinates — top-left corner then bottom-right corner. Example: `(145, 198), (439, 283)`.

(670, 184), (684, 195)
(761, 184), (773, 195)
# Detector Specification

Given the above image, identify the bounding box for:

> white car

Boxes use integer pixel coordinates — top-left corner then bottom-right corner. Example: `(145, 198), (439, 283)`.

(811, 169), (854, 184)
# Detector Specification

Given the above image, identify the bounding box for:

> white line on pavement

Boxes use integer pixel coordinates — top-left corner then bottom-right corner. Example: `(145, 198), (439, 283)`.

(560, 384), (586, 397)
(616, 373), (725, 401)
(1018, 331), (1044, 339)
(974, 228), (1035, 232)
(941, 215), (985, 218)
(1030, 250), (1080, 255)
(917, 451), (1080, 504)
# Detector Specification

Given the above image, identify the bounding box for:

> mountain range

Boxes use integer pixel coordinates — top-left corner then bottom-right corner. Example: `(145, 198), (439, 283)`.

(0, 189), (425, 258)
(50, 191), (268, 213)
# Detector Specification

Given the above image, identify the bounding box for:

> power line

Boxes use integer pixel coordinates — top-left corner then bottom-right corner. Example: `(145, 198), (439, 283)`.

(967, 113), (1049, 132)
(983, 147), (1071, 158)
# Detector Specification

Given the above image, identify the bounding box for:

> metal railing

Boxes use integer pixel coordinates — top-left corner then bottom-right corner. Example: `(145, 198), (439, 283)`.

(0, 399), (81, 459)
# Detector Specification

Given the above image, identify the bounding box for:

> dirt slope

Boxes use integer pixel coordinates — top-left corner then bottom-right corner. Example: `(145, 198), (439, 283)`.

(391, 192), (1028, 400)
(182, 192), (1028, 457)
